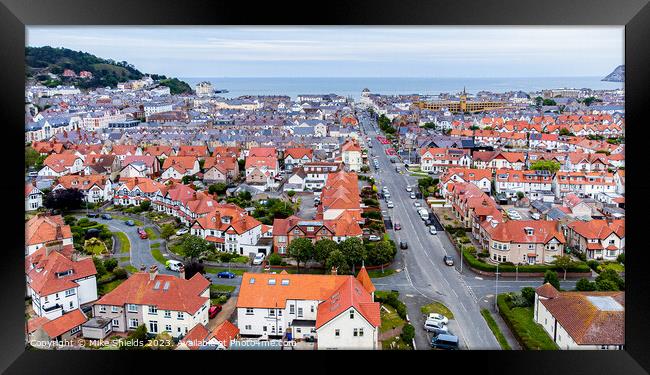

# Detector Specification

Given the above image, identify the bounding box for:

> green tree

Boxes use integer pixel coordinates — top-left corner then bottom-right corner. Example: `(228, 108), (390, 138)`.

(596, 279), (619, 291)
(103, 258), (118, 272)
(516, 191), (525, 200)
(616, 253), (625, 264)
(181, 235), (212, 262)
(520, 287), (536, 306)
(368, 240), (394, 272)
(287, 238), (314, 271)
(93, 257), (107, 277)
(543, 270), (561, 290)
(286, 190), (296, 198)
(268, 253), (283, 266)
(542, 99), (557, 106)
(530, 160), (561, 174)
(150, 332), (175, 350)
(558, 128), (573, 136)
(401, 323), (415, 343)
(209, 182), (227, 195)
(595, 268), (624, 290)
(314, 239), (339, 263)
(160, 224), (176, 240)
(339, 237), (366, 274)
(576, 278), (597, 291)
(552, 255), (575, 281)
(139, 200), (152, 211)
(326, 249), (350, 275)
(25, 147), (40, 171)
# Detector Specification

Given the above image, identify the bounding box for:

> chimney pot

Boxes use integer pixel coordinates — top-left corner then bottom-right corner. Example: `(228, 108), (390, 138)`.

(331, 266), (338, 276)
(179, 265), (185, 280)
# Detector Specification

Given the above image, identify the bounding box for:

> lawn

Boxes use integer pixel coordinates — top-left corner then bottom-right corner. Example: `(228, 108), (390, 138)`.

(168, 242), (185, 256)
(380, 304), (404, 333)
(497, 294), (558, 350)
(84, 239), (109, 255)
(381, 336), (413, 350)
(125, 265), (138, 274)
(210, 284), (236, 293)
(113, 232), (130, 254)
(144, 228), (158, 240)
(367, 268), (396, 278)
(150, 243), (161, 249)
(420, 301), (454, 319)
(599, 262), (624, 273)
(204, 267), (246, 276)
(480, 309), (512, 350)
(151, 248), (167, 264)
(98, 279), (125, 295)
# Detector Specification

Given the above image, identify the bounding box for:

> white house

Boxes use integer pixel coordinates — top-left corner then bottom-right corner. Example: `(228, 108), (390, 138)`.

(25, 183), (43, 211)
(533, 283), (624, 350)
(25, 214), (74, 256)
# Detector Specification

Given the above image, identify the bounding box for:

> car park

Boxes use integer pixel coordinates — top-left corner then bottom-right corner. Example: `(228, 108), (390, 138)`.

(209, 305), (222, 319)
(431, 334), (459, 350)
(429, 226), (437, 235)
(443, 255), (454, 266)
(125, 220), (135, 226)
(176, 227), (189, 236)
(101, 214), (112, 220)
(217, 271), (236, 279)
(253, 253), (265, 265)
(427, 313), (449, 325)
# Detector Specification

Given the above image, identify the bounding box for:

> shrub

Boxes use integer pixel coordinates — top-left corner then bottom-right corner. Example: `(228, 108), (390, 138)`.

(543, 270), (561, 290)
(401, 323), (415, 342)
(103, 258), (118, 272)
(520, 287), (535, 306)
(93, 257), (107, 277)
(616, 253), (625, 264)
(576, 278), (597, 291)
(113, 267), (127, 279)
(587, 260), (600, 272)
(218, 252), (238, 263)
(509, 294), (530, 308)
(268, 253), (282, 266)
(459, 236), (470, 244)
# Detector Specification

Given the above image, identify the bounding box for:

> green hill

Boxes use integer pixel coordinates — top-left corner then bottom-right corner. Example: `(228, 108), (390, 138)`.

(25, 46), (192, 93)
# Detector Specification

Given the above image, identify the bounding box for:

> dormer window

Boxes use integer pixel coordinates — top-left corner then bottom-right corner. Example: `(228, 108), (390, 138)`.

(524, 228), (534, 236)
(57, 270), (73, 278)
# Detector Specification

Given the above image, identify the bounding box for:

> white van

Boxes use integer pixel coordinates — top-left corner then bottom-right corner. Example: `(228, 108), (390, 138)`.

(165, 260), (184, 272)
(418, 209), (429, 221)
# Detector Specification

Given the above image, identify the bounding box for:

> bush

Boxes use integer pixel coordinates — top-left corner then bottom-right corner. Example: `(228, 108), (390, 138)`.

(543, 270), (561, 290)
(64, 215), (77, 226)
(218, 252), (238, 263)
(509, 294), (530, 308)
(401, 323), (415, 342)
(93, 257), (107, 277)
(576, 278), (597, 291)
(461, 248), (590, 274)
(268, 253), (282, 266)
(375, 291), (407, 320)
(521, 287), (535, 306)
(459, 236), (470, 244)
(616, 253), (625, 264)
(113, 267), (127, 279)
(103, 258), (118, 272)
(587, 260), (600, 272)
(361, 211), (382, 220)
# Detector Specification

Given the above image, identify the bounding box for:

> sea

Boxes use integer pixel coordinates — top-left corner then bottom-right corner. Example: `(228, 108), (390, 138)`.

(180, 77), (623, 100)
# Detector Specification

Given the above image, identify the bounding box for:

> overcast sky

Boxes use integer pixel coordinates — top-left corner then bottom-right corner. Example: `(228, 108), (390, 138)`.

(27, 26), (624, 78)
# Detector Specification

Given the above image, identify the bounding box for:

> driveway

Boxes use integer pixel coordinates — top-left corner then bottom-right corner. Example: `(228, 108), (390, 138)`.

(295, 193), (317, 219)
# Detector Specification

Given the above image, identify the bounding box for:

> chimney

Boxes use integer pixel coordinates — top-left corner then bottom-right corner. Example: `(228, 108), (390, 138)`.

(331, 266), (338, 276)
(179, 265), (185, 280)
(149, 265), (159, 281)
(55, 226), (63, 240)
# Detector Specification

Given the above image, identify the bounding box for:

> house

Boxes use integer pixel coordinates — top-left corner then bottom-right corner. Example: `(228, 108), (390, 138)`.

(272, 212), (362, 256)
(52, 175), (113, 204)
(110, 144), (143, 161)
(161, 156), (201, 180)
(439, 167), (492, 197)
(284, 147), (314, 172)
(177, 321), (240, 350)
(27, 309), (88, 348)
(472, 151), (525, 172)
(534, 283), (624, 350)
(83, 154), (120, 178)
(25, 183), (43, 211)
(318, 170), (362, 222)
(38, 153), (85, 177)
(245, 149), (279, 190)
(120, 155), (160, 177)
(447, 182), (502, 242)
(25, 214), (73, 256)
(203, 155), (239, 184)
(419, 148), (471, 174)
(494, 169), (554, 196)
(553, 171), (616, 199)
(302, 162), (342, 191)
(480, 220), (565, 265)
(236, 269), (379, 349)
(340, 139), (362, 172)
(191, 206), (269, 255)
(93, 266), (210, 339)
(178, 145), (210, 159)
(144, 145), (174, 159)
(562, 193), (593, 218)
(26, 243), (98, 320)
(565, 219), (624, 261)
(112, 177), (165, 206)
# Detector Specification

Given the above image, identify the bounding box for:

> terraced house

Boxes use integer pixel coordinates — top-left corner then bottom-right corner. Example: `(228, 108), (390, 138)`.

(93, 267), (210, 339)
(52, 174), (113, 203)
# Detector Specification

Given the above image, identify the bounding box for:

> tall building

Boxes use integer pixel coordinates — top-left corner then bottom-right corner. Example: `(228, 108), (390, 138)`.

(195, 81), (213, 97)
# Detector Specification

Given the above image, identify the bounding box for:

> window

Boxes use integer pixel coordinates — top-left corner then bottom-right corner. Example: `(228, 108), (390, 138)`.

(70, 326), (81, 334)
(127, 304), (137, 313)
(165, 324), (172, 332)
(149, 321), (158, 333)
(177, 312), (184, 320)
(164, 311), (171, 318)
(129, 319), (139, 328)
(99, 306), (106, 313)
(65, 289), (76, 297)
(290, 305), (295, 314)
(296, 328), (301, 333)
(269, 309), (275, 317)
(298, 307), (303, 317)
(245, 325), (251, 330)
(335, 329), (340, 337)
(148, 306), (157, 315)
(353, 328), (358, 336)
(359, 328), (364, 337)
(246, 308), (254, 315)
(111, 306), (119, 313)
(310, 305), (314, 313)
(349, 310), (354, 319)
(112, 319), (119, 326)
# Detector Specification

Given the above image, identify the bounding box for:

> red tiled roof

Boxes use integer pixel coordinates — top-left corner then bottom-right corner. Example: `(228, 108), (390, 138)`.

(42, 309), (87, 338)
(26, 215), (72, 246)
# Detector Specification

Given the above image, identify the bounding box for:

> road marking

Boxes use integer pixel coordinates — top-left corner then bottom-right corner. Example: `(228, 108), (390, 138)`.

(475, 276), (484, 280)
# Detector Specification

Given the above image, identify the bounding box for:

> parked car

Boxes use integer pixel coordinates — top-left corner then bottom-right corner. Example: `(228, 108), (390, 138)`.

(443, 255), (454, 266)
(176, 227), (189, 236)
(406, 186), (413, 192)
(209, 305), (223, 319)
(165, 260), (184, 272)
(101, 214), (112, 220)
(400, 241), (408, 249)
(387, 201), (394, 208)
(217, 271), (236, 279)
(394, 222), (401, 230)
(424, 218), (434, 226)
(413, 201), (421, 208)
(125, 220), (135, 226)
(253, 253), (265, 265)
(429, 226), (437, 235)
(87, 212), (99, 218)
(431, 333), (459, 350)
(427, 313), (449, 325)
(410, 193), (416, 199)
(368, 235), (381, 242)
(384, 192), (391, 199)
(424, 319), (449, 334)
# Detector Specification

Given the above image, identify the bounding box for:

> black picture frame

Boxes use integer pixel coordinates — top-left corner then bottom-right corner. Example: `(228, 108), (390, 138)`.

(1, 0), (648, 374)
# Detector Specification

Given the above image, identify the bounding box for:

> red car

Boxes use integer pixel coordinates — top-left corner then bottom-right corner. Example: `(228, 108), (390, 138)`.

(209, 305), (222, 319)
(137, 228), (148, 239)
(394, 222), (402, 230)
